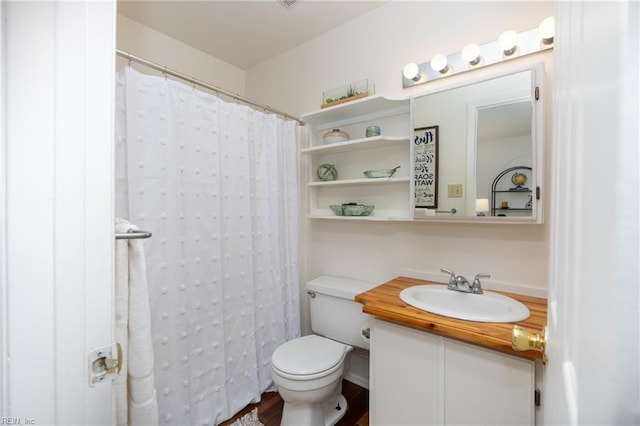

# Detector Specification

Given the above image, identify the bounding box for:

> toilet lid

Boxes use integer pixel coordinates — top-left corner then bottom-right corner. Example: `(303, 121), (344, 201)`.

(272, 335), (348, 376)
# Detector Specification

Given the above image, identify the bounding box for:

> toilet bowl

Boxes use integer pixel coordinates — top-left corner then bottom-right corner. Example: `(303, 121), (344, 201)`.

(271, 276), (377, 426)
(272, 335), (353, 426)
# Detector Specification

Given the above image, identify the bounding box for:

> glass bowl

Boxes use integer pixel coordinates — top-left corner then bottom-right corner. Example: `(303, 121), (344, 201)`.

(329, 204), (375, 216)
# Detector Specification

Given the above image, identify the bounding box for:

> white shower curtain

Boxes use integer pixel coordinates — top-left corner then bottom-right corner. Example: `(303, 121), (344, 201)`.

(115, 67), (300, 425)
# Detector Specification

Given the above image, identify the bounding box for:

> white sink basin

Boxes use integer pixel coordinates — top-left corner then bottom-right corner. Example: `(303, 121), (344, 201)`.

(399, 285), (530, 323)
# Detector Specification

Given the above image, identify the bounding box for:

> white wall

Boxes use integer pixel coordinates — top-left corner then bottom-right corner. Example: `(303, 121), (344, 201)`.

(246, 1), (554, 114)
(116, 1), (555, 334)
(116, 14), (246, 96)
(246, 1), (554, 333)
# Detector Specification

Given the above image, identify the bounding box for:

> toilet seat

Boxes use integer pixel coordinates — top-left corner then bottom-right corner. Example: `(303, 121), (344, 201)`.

(272, 335), (349, 380)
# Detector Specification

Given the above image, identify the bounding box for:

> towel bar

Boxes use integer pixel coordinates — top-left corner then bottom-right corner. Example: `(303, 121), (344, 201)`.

(435, 208), (457, 214)
(115, 229), (152, 240)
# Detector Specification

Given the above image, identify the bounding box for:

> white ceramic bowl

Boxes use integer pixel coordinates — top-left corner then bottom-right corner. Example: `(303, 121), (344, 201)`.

(323, 129), (349, 144)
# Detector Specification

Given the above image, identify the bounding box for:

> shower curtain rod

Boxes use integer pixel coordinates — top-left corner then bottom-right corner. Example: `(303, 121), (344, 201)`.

(116, 49), (305, 125)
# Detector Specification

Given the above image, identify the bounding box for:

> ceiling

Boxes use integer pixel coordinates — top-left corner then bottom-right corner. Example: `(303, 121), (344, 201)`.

(477, 100), (532, 142)
(117, 0), (387, 70)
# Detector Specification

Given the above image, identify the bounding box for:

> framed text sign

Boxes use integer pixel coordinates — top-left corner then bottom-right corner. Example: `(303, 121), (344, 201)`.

(414, 125), (439, 208)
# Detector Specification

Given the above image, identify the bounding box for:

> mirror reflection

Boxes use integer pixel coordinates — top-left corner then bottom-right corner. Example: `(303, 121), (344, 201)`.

(412, 67), (539, 220)
(476, 100), (533, 217)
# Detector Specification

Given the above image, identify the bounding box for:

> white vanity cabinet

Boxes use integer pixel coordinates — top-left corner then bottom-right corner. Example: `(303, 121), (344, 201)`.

(370, 318), (441, 425)
(300, 95), (411, 220)
(370, 318), (535, 426)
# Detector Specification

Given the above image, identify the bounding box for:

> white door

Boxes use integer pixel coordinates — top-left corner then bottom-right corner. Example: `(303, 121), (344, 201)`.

(1, 1), (116, 424)
(544, 2), (639, 424)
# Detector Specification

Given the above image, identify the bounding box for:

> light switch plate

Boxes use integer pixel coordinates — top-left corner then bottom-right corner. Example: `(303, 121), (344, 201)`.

(448, 184), (463, 198)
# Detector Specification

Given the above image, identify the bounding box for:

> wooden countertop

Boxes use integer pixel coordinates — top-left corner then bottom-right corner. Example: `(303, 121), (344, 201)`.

(355, 276), (547, 361)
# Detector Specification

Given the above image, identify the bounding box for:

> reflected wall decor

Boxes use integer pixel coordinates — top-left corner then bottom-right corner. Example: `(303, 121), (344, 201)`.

(414, 125), (439, 208)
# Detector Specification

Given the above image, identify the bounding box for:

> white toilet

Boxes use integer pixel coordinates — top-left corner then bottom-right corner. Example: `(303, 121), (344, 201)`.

(271, 276), (376, 426)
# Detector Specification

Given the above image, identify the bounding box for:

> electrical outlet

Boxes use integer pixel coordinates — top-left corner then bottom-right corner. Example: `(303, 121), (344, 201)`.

(448, 184), (463, 198)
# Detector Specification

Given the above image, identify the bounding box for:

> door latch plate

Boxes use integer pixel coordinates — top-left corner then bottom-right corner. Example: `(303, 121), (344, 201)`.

(88, 343), (122, 387)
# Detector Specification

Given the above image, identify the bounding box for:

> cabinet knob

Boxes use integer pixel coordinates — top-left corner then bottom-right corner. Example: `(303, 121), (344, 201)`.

(512, 325), (547, 363)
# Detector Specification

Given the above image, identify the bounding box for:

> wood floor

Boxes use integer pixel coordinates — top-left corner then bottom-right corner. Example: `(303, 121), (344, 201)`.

(220, 380), (369, 426)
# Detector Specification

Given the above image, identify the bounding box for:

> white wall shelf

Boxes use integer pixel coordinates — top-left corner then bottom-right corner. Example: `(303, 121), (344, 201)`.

(307, 177), (410, 187)
(301, 135), (409, 156)
(302, 95), (412, 221)
(301, 94), (409, 126)
(308, 214), (413, 222)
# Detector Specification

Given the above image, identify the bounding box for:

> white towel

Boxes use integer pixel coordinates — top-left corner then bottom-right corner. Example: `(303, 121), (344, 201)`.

(115, 218), (159, 426)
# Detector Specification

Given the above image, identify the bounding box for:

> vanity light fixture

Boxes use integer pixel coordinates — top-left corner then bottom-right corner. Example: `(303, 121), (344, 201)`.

(430, 53), (450, 74)
(538, 16), (555, 45)
(498, 30), (519, 57)
(461, 43), (482, 67)
(402, 17), (555, 89)
(403, 62), (422, 81)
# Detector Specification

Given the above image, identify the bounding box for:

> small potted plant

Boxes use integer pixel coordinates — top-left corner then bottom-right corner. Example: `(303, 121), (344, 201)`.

(321, 79), (374, 108)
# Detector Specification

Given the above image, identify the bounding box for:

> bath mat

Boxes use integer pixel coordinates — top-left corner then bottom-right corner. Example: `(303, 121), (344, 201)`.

(229, 408), (264, 426)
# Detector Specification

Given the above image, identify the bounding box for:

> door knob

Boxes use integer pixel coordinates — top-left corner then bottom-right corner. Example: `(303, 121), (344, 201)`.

(512, 325), (547, 363)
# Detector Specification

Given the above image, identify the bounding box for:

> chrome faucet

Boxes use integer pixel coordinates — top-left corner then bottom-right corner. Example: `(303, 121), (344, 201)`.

(441, 268), (490, 294)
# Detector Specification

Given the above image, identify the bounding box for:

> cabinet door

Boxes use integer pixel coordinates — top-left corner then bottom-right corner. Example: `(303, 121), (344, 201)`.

(444, 340), (535, 425)
(370, 318), (443, 426)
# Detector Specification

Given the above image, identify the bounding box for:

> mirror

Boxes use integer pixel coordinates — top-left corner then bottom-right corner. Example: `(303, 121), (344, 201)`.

(411, 64), (543, 223)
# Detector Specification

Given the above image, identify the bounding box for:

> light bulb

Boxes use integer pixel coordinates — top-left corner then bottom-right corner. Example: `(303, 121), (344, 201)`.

(403, 62), (421, 81)
(499, 30), (518, 56)
(538, 16), (555, 44)
(430, 53), (449, 73)
(461, 43), (481, 65)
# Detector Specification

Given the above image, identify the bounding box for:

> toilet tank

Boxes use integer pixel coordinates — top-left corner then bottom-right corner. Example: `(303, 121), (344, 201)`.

(307, 275), (378, 350)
